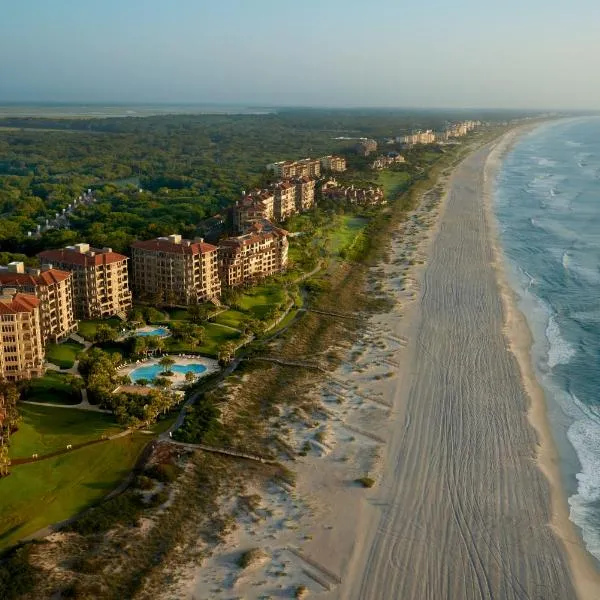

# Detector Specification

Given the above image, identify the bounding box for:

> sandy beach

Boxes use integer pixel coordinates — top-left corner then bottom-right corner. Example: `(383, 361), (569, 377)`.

(181, 129), (600, 599)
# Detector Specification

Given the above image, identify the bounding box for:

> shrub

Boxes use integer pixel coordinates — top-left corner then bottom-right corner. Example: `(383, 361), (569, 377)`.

(356, 476), (375, 488)
(145, 462), (181, 483)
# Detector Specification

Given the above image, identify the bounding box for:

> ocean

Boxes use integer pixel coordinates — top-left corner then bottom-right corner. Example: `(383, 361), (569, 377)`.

(494, 117), (600, 564)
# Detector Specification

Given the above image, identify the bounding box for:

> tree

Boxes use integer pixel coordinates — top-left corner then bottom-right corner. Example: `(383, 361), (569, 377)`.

(95, 323), (117, 343)
(184, 370), (196, 384)
(159, 356), (175, 374)
(153, 376), (171, 390)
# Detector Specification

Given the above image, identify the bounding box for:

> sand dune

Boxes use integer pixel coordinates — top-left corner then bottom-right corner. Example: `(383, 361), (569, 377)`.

(342, 143), (581, 599)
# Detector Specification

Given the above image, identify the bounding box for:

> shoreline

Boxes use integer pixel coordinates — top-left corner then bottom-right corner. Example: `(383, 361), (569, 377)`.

(483, 126), (600, 598)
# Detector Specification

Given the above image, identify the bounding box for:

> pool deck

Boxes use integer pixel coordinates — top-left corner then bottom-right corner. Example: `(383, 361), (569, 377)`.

(118, 356), (220, 389)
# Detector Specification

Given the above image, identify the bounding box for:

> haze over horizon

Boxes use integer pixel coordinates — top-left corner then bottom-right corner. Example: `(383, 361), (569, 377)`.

(2, 0), (599, 110)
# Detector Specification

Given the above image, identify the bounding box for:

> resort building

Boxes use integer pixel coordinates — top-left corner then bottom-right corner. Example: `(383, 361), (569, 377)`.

(355, 139), (378, 156)
(267, 158), (321, 178)
(371, 153), (406, 170)
(218, 222), (288, 287)
(233, 190), (276, 233)
(398, 130), (436, 146)
(272, 180), (297, 221)
(322, 180), (385, 206)
(130, 235), (221, 305)
(293, 176), (316, 212)
(0, 262), (76, 343)
(38, 243), (132, 320)
(0, 289), (44, 381)
(320, 155), (347, 172)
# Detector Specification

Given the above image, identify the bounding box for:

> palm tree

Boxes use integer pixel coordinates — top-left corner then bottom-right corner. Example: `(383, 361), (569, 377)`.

(159, 356), (175, 374)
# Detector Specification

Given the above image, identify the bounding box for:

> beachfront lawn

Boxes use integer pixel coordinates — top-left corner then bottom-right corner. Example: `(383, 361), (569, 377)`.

(329, 215), (369, 254)
(8, 404), (121, 459)
(212, 309), (246, 330)
(0, 433), (149, 550)
(236, 284), (288, 320)
(377, 170), (412, 200)
(23, 372), (79, 405)
(45, 340), (85, 369)
(78, 318), (122, 341)
(166, 322), (241, 357)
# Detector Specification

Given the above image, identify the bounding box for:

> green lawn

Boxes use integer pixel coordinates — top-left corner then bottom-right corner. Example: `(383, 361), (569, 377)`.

(23, 372), (79, 405)
(77, 318), (122, 341)
(9, 404), (121, 459)
(165, 307), (190, 321)
(329, 215), (369, 254)
(377, 170), (412, 199)
(0, 433), (149, 550)
(166, 322), (241, 357)
(212, 309), (246, 329)
(236, 284), (288, 320)
(45, 340), (85, 369)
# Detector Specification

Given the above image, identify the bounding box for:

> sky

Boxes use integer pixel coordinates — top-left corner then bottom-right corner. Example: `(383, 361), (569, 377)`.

(1, 0), (599, 109)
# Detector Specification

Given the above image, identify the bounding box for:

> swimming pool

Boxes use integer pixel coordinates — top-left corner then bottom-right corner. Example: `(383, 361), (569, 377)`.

(129, 362), (207, 383)
(134, 327), (170, 337)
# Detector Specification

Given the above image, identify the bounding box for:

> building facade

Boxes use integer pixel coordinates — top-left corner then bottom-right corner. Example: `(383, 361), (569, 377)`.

(272, 181), (297, 221)
(0, 290), (44, 381)
(218, 223), (288, 288)
(267, 158), (321, 178)
(320, 155), (347, 172)
(0, 262), (76, 343)
(38, 244), (132, 320)
(355, 139), (378, 156)
(130, 235), (220, 305)
(293, 176), (316, 212)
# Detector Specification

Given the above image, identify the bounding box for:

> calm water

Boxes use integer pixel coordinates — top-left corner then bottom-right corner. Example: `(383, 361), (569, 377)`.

(494, 117), (600, 562)
(129, 362), (207, 382)
(134, 327), (170, 338)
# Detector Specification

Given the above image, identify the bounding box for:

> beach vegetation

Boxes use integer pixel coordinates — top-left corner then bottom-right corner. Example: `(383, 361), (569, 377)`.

(356, 476), (375, 488)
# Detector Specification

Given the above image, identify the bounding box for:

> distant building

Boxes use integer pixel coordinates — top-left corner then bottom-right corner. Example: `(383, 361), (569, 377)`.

(130, 235), (220, 305)
(322, 180), (385, 206)
(0, 262), (76, 343)
(218, 222), (288, 288)
(355, 139), (378, 156)
(398, 130), (436, 147)
(267, 158), (320, 178)
(371, 153), (406, 170)
(38, 244), (132, 320)
(0, 289), (44, 381)
(319, 155), (347, 172)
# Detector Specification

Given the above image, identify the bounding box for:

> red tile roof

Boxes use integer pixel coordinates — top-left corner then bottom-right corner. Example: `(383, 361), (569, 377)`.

(131, 239), (217, 255)
(0, 293), (40, 315)
(39, 248), (128, 267)
(0, 269), (71, 288)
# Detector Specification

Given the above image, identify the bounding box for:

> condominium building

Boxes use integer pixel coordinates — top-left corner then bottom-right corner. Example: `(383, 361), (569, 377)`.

(0, 262), (76, 343)
(267, 158), (320, 178)
(355, 139), (378, 156)
(38, 243), (132, 320)
(0, 289), (44, 381)
(218, 222), (288, 287)
(398, 130), (436, 146)
(233, 190), (276, 233)
(272, 180), (297, 221)
(130, 235), (220, 305)
(320, 155), (347, 172)
(293, 176), (316, 212)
